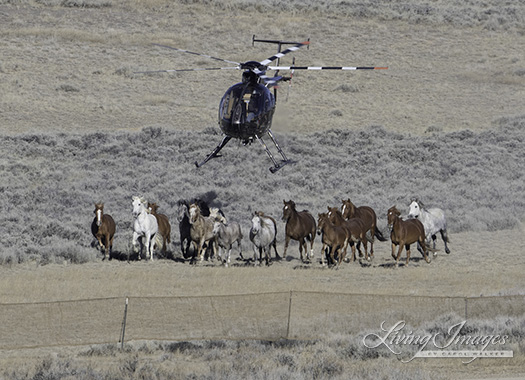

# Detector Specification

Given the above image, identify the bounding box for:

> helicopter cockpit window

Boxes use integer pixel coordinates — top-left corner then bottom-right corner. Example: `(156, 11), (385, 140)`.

(219, 83), (273, 125)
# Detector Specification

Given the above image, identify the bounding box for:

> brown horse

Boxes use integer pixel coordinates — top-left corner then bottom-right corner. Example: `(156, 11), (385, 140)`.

(189, 202), (217, 263)
(282, 200), (316, 262)
(148, 202), (171, 253)
(91, 203), (116, 260)
(327, 206), (369, 262)
(317, 213), (349, 266)
(387, 206), (430, 266)
(341, 198), (387, 259)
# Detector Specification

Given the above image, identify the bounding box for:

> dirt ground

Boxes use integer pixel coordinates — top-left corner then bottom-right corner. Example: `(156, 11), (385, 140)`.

(1, 1), (524, 378)
(0, 226), (524, 304)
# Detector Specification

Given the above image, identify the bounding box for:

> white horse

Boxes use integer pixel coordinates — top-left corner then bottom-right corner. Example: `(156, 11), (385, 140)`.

(132, 196), (159, 260)
(250, 212), (277, 266)
(407, 199), (450, 255)
(213, 220), (243, 267)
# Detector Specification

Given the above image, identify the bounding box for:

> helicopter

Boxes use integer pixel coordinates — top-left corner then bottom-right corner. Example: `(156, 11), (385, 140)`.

(136, 36), (387, 173)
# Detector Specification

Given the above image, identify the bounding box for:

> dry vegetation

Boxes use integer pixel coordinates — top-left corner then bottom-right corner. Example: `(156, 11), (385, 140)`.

(1, 0), (525, 379)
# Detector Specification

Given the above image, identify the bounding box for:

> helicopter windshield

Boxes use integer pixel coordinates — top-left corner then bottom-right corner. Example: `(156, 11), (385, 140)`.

(219, 83), (274, 124)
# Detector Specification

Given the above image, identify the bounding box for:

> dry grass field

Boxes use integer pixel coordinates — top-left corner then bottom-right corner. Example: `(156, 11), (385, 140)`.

(1, 0), (525, 379)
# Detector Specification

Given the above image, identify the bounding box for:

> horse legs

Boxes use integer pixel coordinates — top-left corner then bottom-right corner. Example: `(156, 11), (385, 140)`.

(217, 245), (224, 265)
(394, 243), (404, 266)
(349, 241), (356, 262)
(309, 233), (315, 261)
(161, 235), (167, 253)
(237, 239), (243, 260)
(264, 247), (271, 266)
(197, 239), (206, 262)
(391, 242), (397, 261)
(337, 238), (348, 266)
(298, 238), (305, 263)
(360, 235), (369, 261)
(367, 226), (375, 259)
(405, 244), (411, 265)
(283, 235), (290, 258)
(420, 238), (431, 263)
(184, 238), (192, 259)
(272, 239), (281, 260)
(441, 229), (451, 254)
(132, 231), (142, 260)
(108, 234), (114, 260)
(329, 245), (336, 267)
(180, 238), (186, 257)
(97, 235), (107, 260)
(319, 243), (327, 266)
(102, 233), (110, 260)
(253, 245), (260, 266)
(225, 247), (232, 267)
(145, 233), (155, 261)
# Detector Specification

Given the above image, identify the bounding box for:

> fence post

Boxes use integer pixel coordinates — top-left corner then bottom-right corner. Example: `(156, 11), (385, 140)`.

(119, 297), (129, 349)
(286, 290), (293, 339)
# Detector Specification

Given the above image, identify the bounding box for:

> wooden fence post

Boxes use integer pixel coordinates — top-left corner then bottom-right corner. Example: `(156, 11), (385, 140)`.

(286, 290), (293, 339)
(119, 297), (129, 349)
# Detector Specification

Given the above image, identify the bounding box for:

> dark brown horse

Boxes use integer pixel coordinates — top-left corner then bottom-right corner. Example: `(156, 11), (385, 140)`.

(327, 206), (369, 262)
(282, 200), (316, 263)
(341, 198), (387, 259)
(91, 203), (116, 260)
(148, 202), (171, 253)
(387, 206), (430, 266)
(317, 213), (349, 266)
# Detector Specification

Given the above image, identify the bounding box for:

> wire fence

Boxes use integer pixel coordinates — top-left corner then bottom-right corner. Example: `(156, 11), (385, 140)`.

(0, 292), (523, 350)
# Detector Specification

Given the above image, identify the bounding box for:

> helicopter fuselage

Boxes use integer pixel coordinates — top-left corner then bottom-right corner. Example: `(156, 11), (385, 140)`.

(218, 81), (276, 142)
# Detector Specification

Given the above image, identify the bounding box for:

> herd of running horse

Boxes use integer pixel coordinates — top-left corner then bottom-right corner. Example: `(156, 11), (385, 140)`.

(91, 197), (451, 267)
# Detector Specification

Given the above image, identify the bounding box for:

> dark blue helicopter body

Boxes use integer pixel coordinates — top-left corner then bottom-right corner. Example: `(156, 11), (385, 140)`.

(219, 82), (276, 142)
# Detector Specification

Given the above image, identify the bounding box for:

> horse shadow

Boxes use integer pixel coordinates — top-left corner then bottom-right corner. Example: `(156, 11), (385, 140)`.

(377, 256), (427, 268)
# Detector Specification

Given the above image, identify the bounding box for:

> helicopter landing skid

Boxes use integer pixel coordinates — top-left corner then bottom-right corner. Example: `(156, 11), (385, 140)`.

(195, 136), (232, 168)
(256, 130), (290, 173)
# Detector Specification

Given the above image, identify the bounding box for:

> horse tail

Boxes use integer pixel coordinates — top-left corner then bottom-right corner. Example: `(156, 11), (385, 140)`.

(425, 244), (439, 253)
(154, 233), (164, 251)
(374, 228), (388, 242)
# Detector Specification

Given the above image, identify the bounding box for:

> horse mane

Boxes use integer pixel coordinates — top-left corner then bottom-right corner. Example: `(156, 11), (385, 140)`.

(411, 197), (426, 210)
(177, 199), (189, 207)
(191, 198), (210, 217)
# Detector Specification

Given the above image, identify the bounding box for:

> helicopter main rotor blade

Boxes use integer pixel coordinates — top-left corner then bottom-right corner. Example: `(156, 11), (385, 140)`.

(267, 66), (388, 71)
(258, 41), (310, 68)
(134, 67), (239, 74)
(152, 43), (240, 66)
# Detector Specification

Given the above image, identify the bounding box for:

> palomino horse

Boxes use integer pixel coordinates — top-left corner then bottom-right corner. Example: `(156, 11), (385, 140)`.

(341, 198), (386, 259)
(178, 198), (226, 260)
(189, 202), (217, 263)
(132, 196), (159, 261)
(250, 212), (277, 266)
(407, 199), (450, 254)
(282, 200), (316, 262)
(213, 220), (243, 267)
(91, 203), (116, 260)
(387, 206), (430, 266)
(327, 206), (369, 262)
(148, 202), (171, 253)
(317, 213), (349, 267)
